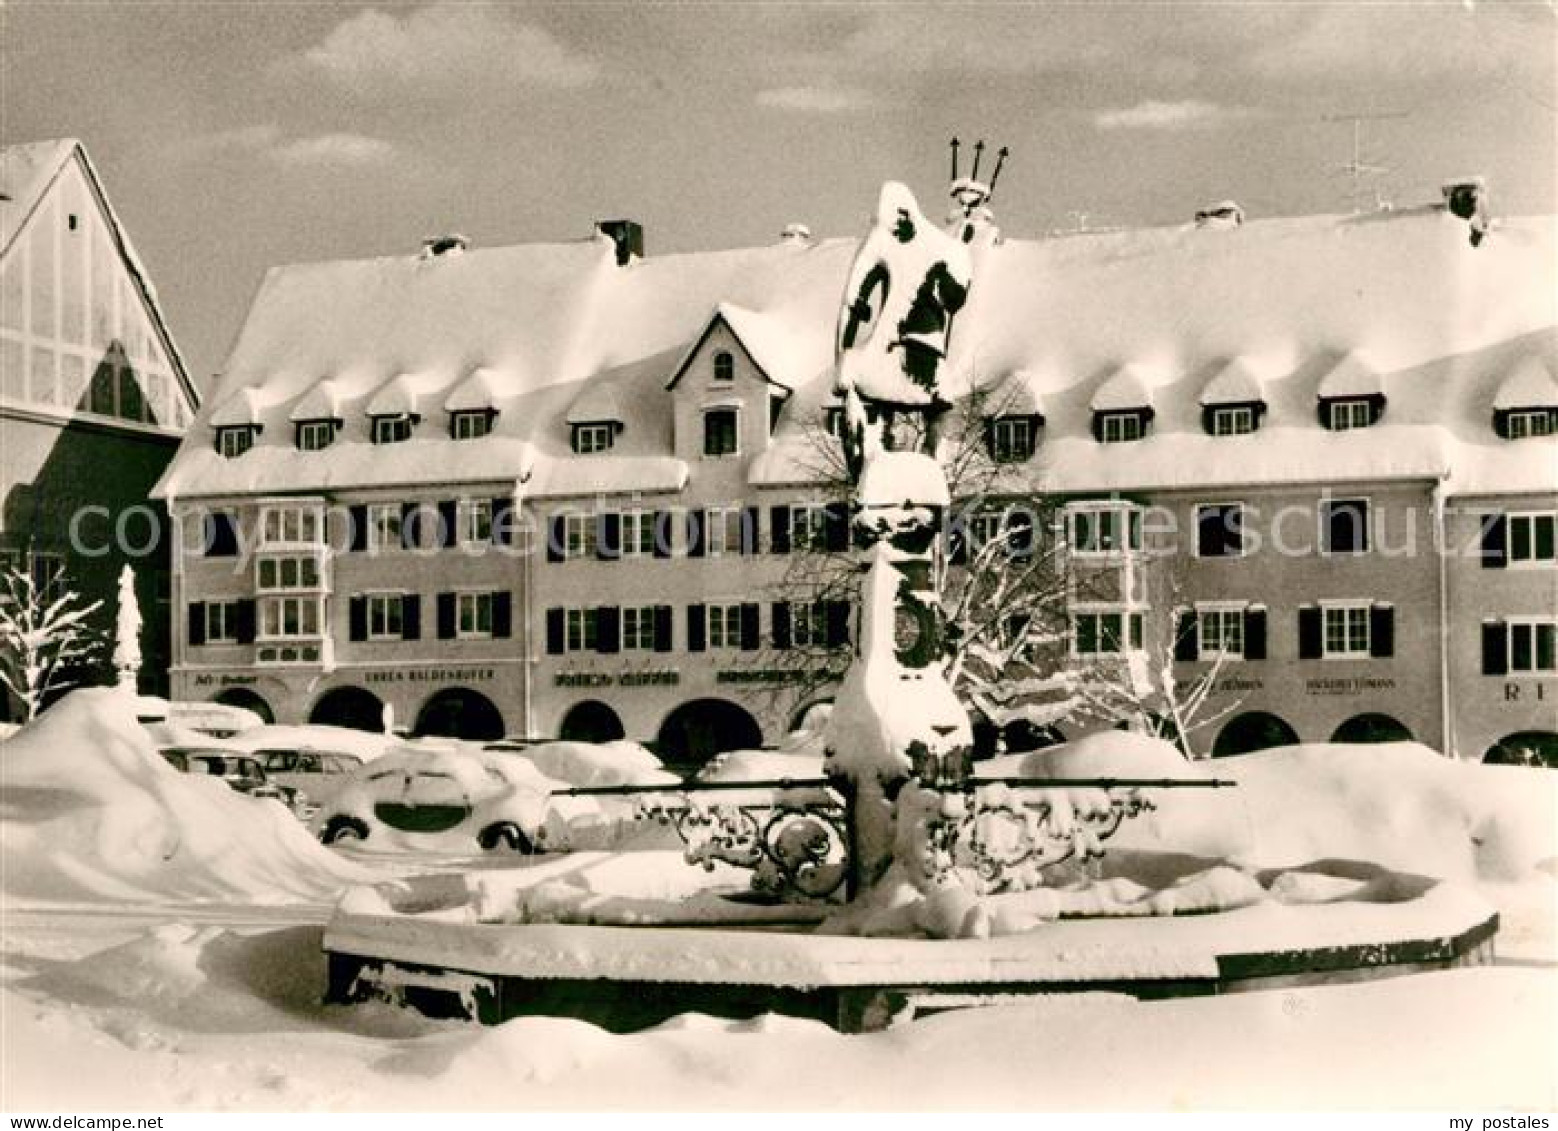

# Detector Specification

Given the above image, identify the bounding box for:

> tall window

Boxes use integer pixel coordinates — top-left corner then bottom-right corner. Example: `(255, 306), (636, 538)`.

(366, 594), (404, 640)
(1508, 619), (1558, 674)
(790, 504), (828, 551)
(450, 411), (492, 440)
(1506, 411), (1555, 439)
(1099, 412), (1143, 443)
(1068, 503), (1143, 555)
(261, 505), (321, 546)
(1321, 498), (1370, 555)
(565, 607), (599, 652)
(1210, 407), (1255, 436)
(296, 421), (336, 451)
(457, 592), (494, 639)
(1322, 603), (1371, 658)
(790, 601), (830, 647)
(708, 602), (745, 648)
(257, 555), (320, 591)
(1197, 606), (1245, 659)
(367, 503), (402, 551)
(1328, 399), (1373, 431)
(705, 506), (746, 556)
(1509, 512), (1556, 565)
(572, 423), (614, 454)
(259, 595), (322, 639)
(371, 414), (414, 444)
(458, 499), (493, 546)
(713, 351), (735, 382)
(621, 510), (657, 557)
(1195, 503), (1246, 558)
(205, 601), (242, 644)
(564, 512), (597, 559)
(990, 417), (1034, 462)
(1072, 609), (1144, 657)
(704, 408), (739, 456)
(622, 606), (658, 651)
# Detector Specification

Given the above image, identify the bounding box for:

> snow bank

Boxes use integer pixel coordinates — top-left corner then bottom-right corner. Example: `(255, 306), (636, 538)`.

(0, 689), (371, 904)
(225, 724), (404, 763)
(498, 740), (674, 789)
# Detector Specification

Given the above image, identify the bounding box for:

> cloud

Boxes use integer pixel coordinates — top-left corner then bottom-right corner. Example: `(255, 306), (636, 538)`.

(184, 125), (397, 168)
(298, 4), (598, 95)
(1094, 100), (1255, 131)
(755, 86), (876, 113)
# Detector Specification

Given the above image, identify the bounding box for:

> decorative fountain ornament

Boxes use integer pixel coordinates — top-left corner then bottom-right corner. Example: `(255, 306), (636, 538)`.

(112, 564), (142, 692)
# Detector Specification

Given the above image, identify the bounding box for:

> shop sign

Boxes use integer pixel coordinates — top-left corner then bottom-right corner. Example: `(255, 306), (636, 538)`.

(716, 667), (847, 687)
(1175, 676), (1263, 696)
(1305, 676), (1396, 696)
(192, 673), (260, 688)
(555, 670), (680, 689)
(1503, 682), (1550, 702)
(364, 667), (497, 685)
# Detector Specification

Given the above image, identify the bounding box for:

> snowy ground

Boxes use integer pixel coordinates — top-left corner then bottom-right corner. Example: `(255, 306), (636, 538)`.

(1, 691), (1554, 1111)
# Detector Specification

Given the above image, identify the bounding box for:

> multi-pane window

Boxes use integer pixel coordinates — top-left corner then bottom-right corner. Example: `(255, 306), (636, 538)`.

(564, 512), (597, 559)
(1195, 503), (1246, 558)
(1508, 619), (1558, 674)
(1505, 411), (1554, 439)
(368, 503), (401, 551)
(366, 594), (404, 640)
(704, 408), (739, 456)
(1322, 603), (1371, 658)
(790, 505), (828, 551)
(991, 417), (1034, 462)
(1197, 606), (1245, 660)
(371, 415), (413, 444)
(261, 506), (321, 546)
(296, 421), (335, 451)
(622, 510), (657, 557)
(1321, 498), (1370, 555)
(257, 555), (320, 591)
(565, 607), (599, 652)
(457, 592), (494, 639)
(708, 602), (745, 648)
(451, 411), (492, 440)
(713, 351), (735, 382)
(205, 601), (242, 643)
(259, 595), (322, 639)
(1210, 407), (1255, 436)
(705, 507), (746, 556)
(1099, 413), (1143, 443)
(572, 423), (614, 454)
(1069, 503), (1143, 555)
(1328, 399), (1373, 431)
(790, 601), (830, 647)
(622, 606), (658, 651)
(458, 499), (493, 546)
(1072, 609), (1145, 657)
(1509, 512), (1556, 564)
(217, 427), (255, 458)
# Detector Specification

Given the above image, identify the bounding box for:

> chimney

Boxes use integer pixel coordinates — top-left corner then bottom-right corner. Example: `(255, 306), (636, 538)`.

(780, 222), (813, 246)
(1194, 201), (1243, 229)
(1441, 177), (1490, 248)
(419, 233), (469, 259)
(595, 220), (644, 266)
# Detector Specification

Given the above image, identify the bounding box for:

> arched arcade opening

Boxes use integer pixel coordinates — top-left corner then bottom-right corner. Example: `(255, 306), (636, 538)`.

(415, 688), (505, 741)
(1331, 713), (1414, 745)
(309, 686), (385, 734)
(559, 700), (626, 744)
(1213, 711), (1300, 758)
(214, 688), (274, 725)
(656, 698), (763, 773)
(1483, 731), (1558, 768)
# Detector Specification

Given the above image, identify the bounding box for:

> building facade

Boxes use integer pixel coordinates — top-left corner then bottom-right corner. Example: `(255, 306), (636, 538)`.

(1, 140), (199, 717)
(154, 198), (1557, 767)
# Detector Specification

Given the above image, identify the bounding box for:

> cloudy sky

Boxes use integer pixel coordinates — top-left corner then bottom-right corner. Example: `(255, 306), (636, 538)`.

(5, 1), (1554, 387)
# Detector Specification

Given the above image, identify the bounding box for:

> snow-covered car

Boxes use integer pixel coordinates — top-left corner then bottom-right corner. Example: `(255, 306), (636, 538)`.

(249, 748), (367, 811)
(313, 747), (580, 854)
(158, 746), (312, 818)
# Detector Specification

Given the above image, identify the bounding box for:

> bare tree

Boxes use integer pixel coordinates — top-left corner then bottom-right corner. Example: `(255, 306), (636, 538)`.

(0, 561), (105, 722)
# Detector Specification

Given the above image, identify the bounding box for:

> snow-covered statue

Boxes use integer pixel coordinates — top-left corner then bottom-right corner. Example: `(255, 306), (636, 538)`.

(946, 138), (1007, 248)
(113, 564), (142, 692)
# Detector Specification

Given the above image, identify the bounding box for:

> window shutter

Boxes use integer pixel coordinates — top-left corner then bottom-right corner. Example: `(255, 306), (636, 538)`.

(770, 506), (792, 554)
(823, 502), (850, 552)
(546, 608), (565, 655)
(491, 497), (513, 546)
(1298, 607), (1322, 660)
(234, 600), (257, 645)
(826, 601), (851, 648)
(1481, 622), (1508, 676)
(436, 593), (456, 640)
(187, 603), (206, 646)
(400, 502), (419, 550)
(1370, 605), (1395, 658)
(1481, 514), (1507, 569)
(947, 521), (968, 566)
(1008, 511), (1034, 561)
(686, 510), (705, 558)
(1174, 611), (1198, 661)
(205, 512), (238, 557)
(1492, 410), (1512, 440)
(1316, 398), (1334, 429)
(348, 505), (368, 553)
(547, 514), (566, 563)
(1244, 608), (1267, 660)
(742, 506), (761, 555)
(1090, 412), (1105, 442)
(982, 418), (996, 459)
(687, 604), (707, 653)
(653, 605), (674, 653)
(653, 511), (674, 559)
(402, 594), (422, 641)
(348, 596), (367, 642)
(772, 602), (792, 649)
(1367, 395), (1386, 426)
(433, 501), (455, 548)
(491, 592), (512, 639)
(597, 512), (621, 561)
(596, 606), (621, 654)
(740, 603), (761, 651)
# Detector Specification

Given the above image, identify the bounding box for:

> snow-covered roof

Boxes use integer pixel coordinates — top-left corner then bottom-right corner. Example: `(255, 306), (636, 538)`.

(1198, 359), (1264, 407)
(857, 451), (950, 509)
(155, 206), (1556, 502)
(986, 370), (1045, 417)
(443, 367), (502, 414)
(209, 388), (266, 427)
(565, 381), (624, 425)
(665, 303), (822, 393)
(1492, 356), (1558, 410)
(288, 379), (343, 422)
(365, 373), (428, 417)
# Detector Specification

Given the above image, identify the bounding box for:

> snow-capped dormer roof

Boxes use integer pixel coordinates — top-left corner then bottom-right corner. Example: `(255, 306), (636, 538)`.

(1090, 366), (1154, 412)
(443, 367), (501, 414)
(565, 381), (624, 425)
(1492, 355), (1558, 410)
(209, 388), (265, 427)
(366, 373), (425, 417)
(666, 303), (821, 393)
(987, 369), (1045, 417)
(1198, 359), (1264, 406)
(288, 379), (343, 422)
(1318, 352), (1383, 399)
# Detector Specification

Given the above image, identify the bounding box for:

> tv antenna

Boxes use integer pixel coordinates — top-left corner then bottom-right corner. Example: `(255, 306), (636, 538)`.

(1322, 110), (1408, 212)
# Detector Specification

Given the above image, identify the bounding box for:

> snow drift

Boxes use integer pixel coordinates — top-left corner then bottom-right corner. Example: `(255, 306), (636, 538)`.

(0, 689), (371, 904)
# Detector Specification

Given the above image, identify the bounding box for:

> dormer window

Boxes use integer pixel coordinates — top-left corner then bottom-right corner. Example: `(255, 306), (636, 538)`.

(1096, 410), (1148, 444)
(371, 414), (416, 444)
(572, 422), (616, 454)
(295, 420), (338, 451)
(215, 425), (259, 458)
(704, 407), (739, 456)
(713, 351), (735, 383)
(988, 415), (1037, 462)
(1209, 406), (1256, 436)
(1324, 397), (1379, 431)
(1498, 409), (1557, 440)
(450, 409), (495, 440)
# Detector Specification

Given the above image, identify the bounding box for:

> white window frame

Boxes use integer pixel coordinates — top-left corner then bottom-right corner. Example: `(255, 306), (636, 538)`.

(1505, 411), (1553, 439)
(1194, 501), (1247, 559)
(256, 554), (321, 593)
(1328, 399), (1373, 431)
(1067, 502), (1143, 556)
(1196, 602), (1246, 661)
(1210, 406), (1255, 436)
(1507, 617), (1558, 675)
(217, 427), (254, 458)
(703, 407), (741, 457)
(1099, 412), (1143, 444)
(707, 602), (744, 649)
(367, 503), (402, 552)
(258, 594), (323, 641)
(563, 512), (597, 560)
(366, 593), (404, 641)
(260, 504), (322, 548)
(573, 422), (614, 454)
(622, 605), (658, 651)
(372, 414), (413, 444)
(991, 416), (1033, 462)
(451, 411), (492, 440)
(205, 600), (241, 643)
(789, 504), (827, 552)
(790, 600), (829, 648)
(296, 420), (335, 451)
(1070, 606), (1145, 659)
(1508, 511), (1557, 567)
(565, 607), (598, 653)
(458, 498), (493, 546)
(456, 591), (494, 640)
(621, 510), (657, 558)
(1320, 497), (1371, 556)
(1320, 601), (1372, 659)
(705, 506), (745, 557)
